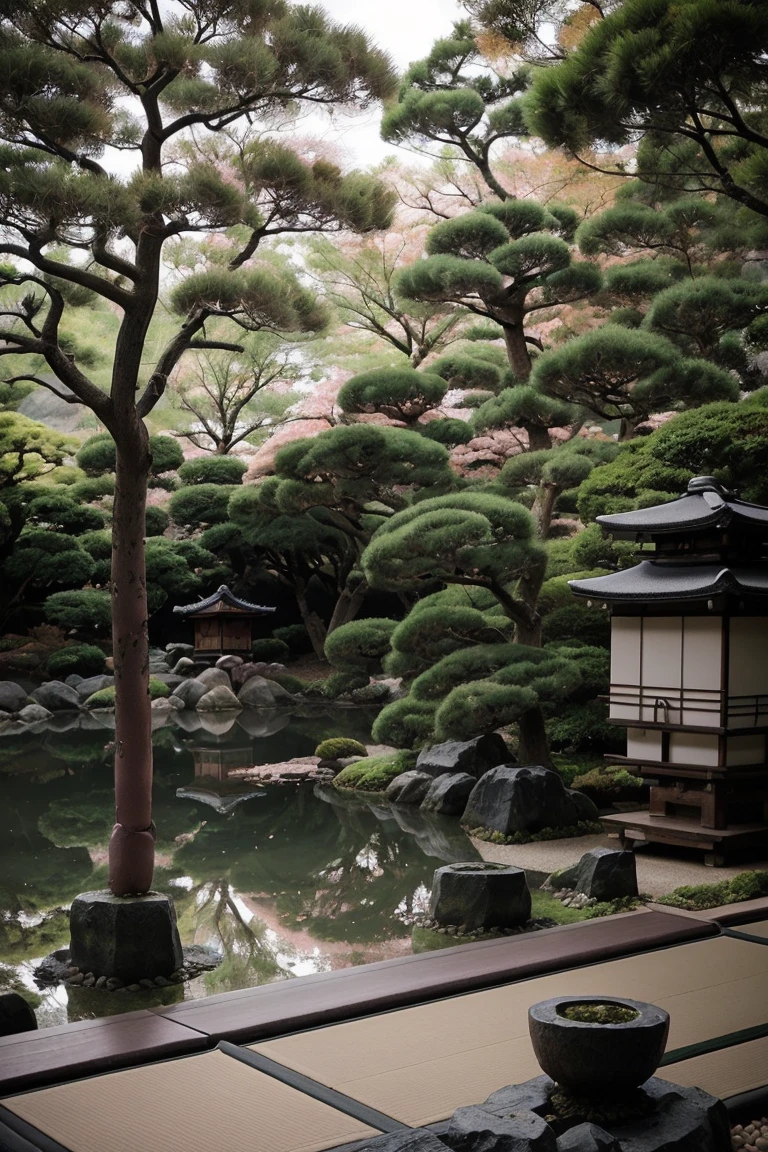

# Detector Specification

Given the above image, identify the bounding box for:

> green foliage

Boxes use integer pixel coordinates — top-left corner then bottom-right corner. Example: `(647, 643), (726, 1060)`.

(77, 433), (184, 477)
(85, 678), (170, 708)
(584, 897), (647, 920)
(144, 505), (169, 537)
(333, 751), (415, 792)
(418, 418), (473, 445)
(168, 483), (232, 528)
(44, 589), (111, 633)
(466, 821), (604, 846)
(571, 766), (644, 796)
(384, 602), (511, 680)
(69, 474), (115, 502)
(46, 644), (106, 679)
(547, 701), (624, 753)
(272, 624), (312, 656)
(4, 529), (94, 589)
(338, 367), (447, 423)
(655, 871), (768, 911)
(319, 672), (369, 699)
(0, 412), (73, 491)
(324, 618), (397, 674)
(177, 456), (247, 486)
(314, 738), (368, 760)
(542, 605), (610, 648)
(431, 352), (504, 392)
(371, 696), (438, 748)
(251, 638), (290, 663)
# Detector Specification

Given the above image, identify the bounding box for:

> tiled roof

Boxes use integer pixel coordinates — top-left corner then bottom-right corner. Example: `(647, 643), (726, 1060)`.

(173, 585), (275, 616)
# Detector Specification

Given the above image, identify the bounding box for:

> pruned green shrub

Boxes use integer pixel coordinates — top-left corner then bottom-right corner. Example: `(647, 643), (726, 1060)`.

(547, 701), (625, 753)
(177, 456), (247, 486)
(46, 644), (106, 679)
(571, 766), (644, 796)
(333, 750), (416, 791)
(320, 672), (368, 699)
(145, 506), (170, 537)
(324, 617), (397, 674)
(251, 638), (290, 663)
(314, 738), (368, 760)
(168, 483), (231, 528)
(85, 678), (170, 708)
(44, 590), (112, 635)
(273, 624), (313, 655)
(371, 696), (437, 747)
(266, 673), (310, 694)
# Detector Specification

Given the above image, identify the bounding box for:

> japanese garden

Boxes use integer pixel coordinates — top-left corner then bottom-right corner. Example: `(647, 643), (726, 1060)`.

(1, 2), (768, 1150)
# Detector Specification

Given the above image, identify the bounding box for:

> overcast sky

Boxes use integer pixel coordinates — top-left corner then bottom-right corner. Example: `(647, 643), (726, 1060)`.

(276, 0), (465, 169)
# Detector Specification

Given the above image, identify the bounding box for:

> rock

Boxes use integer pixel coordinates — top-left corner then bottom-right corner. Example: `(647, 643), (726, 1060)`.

(462, 765), (578, 836)
(32, 950), (72, 986)
(238, 675), (294, 709)
(150, 674), (185, 691)
(216, 654), (244, 670)
(609, 1077), (731, 1152)
(65, 673), (84, 687)
(151, 697), (172, 711)
(385, 770), (435, 805)
(165, 643), (195, 665)
(69, 890), (183, 984)
(573, 848), (638, 901)
(0, 992), (37, 1038)
(172, 677), (210, 709)
(421, 772), (476, 816)
(95, 976), (107, 989)
(17, 703), (53, 724)
(195, 666), (231, 690)
(545, 864), (580, 892)
(30, 680), (81, 712)
(75, 675), (114, 700)
(483, 1076), (554, 1119)
(356, 1133), (448, 1152)
(172, 657), (197, 676)
(567, 789), (600, 824)
(195, 684), (242, 712)
(429, 863), (531, 931)
(0, 681), (28, 713)
(556, 1124), (620, 1152)
(416, 734), (511, 780)
(349, 682), (391, 704)
(167, 695), (185, 710)
(445, 1106), (556, 1152)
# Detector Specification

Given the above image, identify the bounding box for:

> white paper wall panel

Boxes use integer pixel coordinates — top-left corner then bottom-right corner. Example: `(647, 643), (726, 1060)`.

(610, 616), (641, 720)
(725, 734), (766, 766)
(626, 729), (663, 761)
(669, 732), (719, 767)
(641, 617), (682, 723)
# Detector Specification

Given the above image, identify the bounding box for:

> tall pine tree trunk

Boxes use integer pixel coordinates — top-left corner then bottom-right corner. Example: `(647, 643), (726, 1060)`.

(501, 322), (532, 380)
(108, 424), (155, 896)
(517, 708), (554, 767)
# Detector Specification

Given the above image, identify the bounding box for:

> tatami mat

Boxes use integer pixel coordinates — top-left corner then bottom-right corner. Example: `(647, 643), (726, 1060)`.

(666, 1035), (768, 1101)
(254, 936), (768, 1126)
(2, 1051), (378, 1152)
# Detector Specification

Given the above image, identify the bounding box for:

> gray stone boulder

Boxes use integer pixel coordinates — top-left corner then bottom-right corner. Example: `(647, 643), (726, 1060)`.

(483, 1076), (553, 1118)
(172, 677), (209, 709)
(232, 661), (287, 687)
(421, 773), (476, 816)
(75, 675), (114, 701)
(572, 848), (638, 901)
(69, 890), (183, 984)
(215, 654), (243, 670)
(196, 684), (242, 712)
(445, 1106), (556, 1152)
(429, 862), (531, 931)
(238, 675), (294, 709)
(30, 680), (81, 712)
(195, 666), (231, 691)
(385, 770), (434, 806)
(416, 734), (510, 780)
(172, 657), (197, 676)
(165, 642), (195, 665)
(462, 765), (578, 836)
(0, 991), (37, 1038)
(608, 1078), (731, 1152)
(65, 673), (84, 687)
(356, 1134), (448, 1152)
(17, 703), (54, 724)
(0, 681), (28, 713)
(556, 1125), (620, 1152)
(150, 673), (185, 692)
(167, 695), (184, 710)
(567, 789), (600, 824)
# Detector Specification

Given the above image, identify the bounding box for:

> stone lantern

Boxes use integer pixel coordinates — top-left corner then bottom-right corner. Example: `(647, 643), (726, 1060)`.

(570, 476), (768, 865)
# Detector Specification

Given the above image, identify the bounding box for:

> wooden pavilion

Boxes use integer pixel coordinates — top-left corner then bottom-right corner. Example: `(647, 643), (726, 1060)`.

(570, 475), (768, 864)
(173, 584), (275, 660)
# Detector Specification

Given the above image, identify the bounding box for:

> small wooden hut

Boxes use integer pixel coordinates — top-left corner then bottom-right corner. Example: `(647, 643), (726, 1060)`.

(173, 584), (275, 660)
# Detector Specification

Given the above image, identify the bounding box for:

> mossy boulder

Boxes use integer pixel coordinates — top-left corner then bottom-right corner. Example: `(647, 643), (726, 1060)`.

(314, 738), (368, 760)
(85, 678), (171, 708)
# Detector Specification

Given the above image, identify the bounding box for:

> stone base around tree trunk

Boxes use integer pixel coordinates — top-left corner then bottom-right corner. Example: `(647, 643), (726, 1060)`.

(69, 890), (183, 985)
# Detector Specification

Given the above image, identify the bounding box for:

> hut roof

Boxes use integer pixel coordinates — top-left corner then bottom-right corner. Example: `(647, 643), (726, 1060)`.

(569, 561), (768, 603)
(595, 477), (768, 541)
(173, 585), (275, 617)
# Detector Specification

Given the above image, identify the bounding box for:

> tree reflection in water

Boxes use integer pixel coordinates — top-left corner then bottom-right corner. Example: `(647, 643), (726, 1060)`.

(0, 714), (480, 1017)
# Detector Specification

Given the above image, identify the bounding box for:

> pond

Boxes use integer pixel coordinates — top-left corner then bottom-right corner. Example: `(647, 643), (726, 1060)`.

(1, 708), (531, 1029)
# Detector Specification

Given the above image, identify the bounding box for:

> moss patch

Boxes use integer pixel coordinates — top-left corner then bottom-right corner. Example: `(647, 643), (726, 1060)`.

(85, 677), (170, 708)
(333, 750), (416, 792)
(560, 1002), (639, 1025)
(584, 895), (647, 918)
(465, 820), (603, 846)
(657, 870), (768, 911)
(314, 737), (368, 760)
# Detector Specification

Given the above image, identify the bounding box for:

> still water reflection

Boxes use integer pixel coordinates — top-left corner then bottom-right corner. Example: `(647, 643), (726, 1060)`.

(0, 709), (480, 1027)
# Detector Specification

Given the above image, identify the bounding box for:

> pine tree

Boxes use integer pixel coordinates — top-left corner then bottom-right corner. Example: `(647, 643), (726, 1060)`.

(0, 0), (396, 895)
